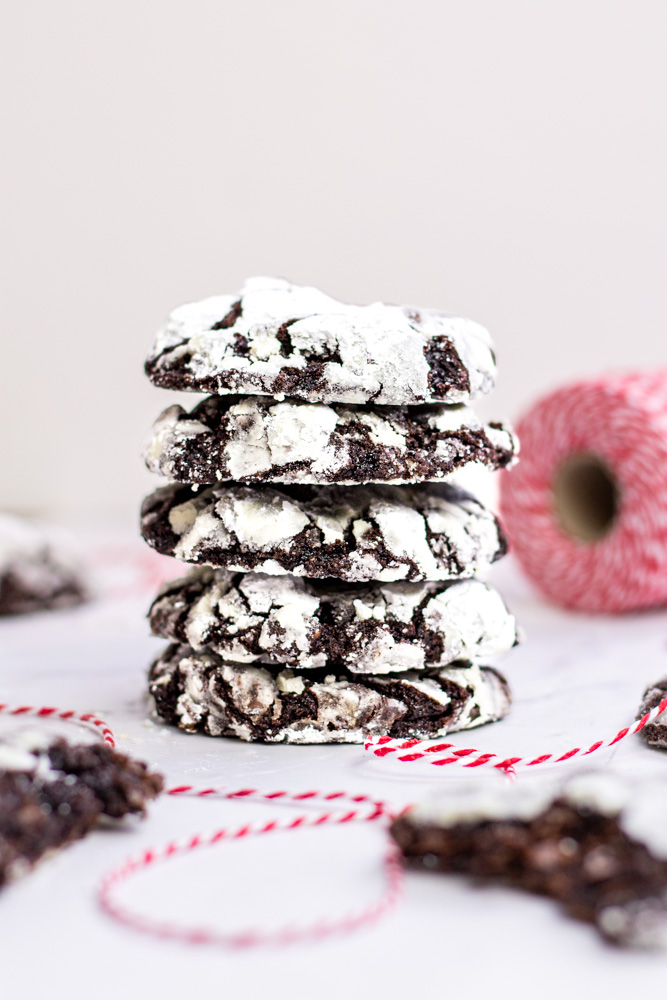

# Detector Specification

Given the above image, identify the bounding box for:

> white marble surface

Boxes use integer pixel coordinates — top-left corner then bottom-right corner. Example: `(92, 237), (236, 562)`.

(2, 540), (667, 999)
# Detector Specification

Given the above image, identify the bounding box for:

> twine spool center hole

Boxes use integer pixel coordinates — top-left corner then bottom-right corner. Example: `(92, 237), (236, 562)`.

(553, 454), (619, 543)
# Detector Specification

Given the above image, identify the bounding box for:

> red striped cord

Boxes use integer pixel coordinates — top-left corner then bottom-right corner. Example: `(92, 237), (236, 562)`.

(363, 696), (667, 773)
(99, 788), (402, 949)
(0, 703), (115, 747)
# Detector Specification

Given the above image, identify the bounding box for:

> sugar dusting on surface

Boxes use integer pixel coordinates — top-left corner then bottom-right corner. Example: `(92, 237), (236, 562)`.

(145, 482), (505, 583)
(146, 277), (496, 405)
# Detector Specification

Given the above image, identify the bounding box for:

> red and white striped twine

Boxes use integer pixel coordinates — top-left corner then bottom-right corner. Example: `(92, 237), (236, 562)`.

(500, 372), (667, 612)
(4, 692), (661, 778)
(166, 784), (387, 816)
(3, 695), (666, 948)
(363, 695), (667, 774)
(99, 787), (403, 949)
(0, 702), (115, 747)
(0, 703), (402, 948)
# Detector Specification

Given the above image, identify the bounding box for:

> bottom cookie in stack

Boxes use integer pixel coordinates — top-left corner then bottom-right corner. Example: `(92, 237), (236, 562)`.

(148, 644), (511, 744)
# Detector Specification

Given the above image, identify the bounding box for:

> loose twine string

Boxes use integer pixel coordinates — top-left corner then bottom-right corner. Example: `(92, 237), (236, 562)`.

(0, 703), (115, 746)
(362, 694), (667, 774)
(2, 693), (666, 948)
(99, 786), (402, 949)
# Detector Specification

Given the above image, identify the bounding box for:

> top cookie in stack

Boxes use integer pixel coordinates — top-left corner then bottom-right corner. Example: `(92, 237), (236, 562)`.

(141, 277), (520, 744)
(144, 275), (496, 405)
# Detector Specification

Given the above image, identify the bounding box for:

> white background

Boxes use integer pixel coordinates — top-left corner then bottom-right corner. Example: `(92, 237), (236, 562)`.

(1, 0), (667, 521)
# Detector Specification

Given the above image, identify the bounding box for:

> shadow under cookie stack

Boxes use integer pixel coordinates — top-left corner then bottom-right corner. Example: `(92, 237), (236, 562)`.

(140, 278), (520, 745)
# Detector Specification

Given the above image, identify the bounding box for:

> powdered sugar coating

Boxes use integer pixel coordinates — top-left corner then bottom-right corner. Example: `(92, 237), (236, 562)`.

(0, 730), (57, 777)
(395, 770), (667, 950)
(406, 770), (667, 860)
(143, 396), (518, 486)
(148, 568), (519, 672)
(0, 514), (86, 616)
(140, 481), (506, 583)
(148, 645), (512, 744)
(145, 277), (496, 406)
(0, 517), (75, 578)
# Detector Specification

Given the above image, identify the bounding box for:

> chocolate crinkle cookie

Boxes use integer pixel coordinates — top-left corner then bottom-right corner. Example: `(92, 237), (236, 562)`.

(140, 481), (507, 583)
(144, 277), (496, 406)
(0, 731), (163, 887)
(637, 678), (667, 749)
(148, 568), (520, 673)
(0, 514), (86, 616)
(148, 643), (511, 744)
(143, 395), (518, 486)
(391, 771), (667, 949)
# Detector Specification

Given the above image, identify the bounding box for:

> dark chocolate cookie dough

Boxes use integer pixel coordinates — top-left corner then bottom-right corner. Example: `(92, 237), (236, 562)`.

(0, 515), (86, 616)
(0, 734), (162, 888)
(144, 395), (517, 486)
(145, 277), (496, 406)
(140, 481), (507, 583)
(391, 771), (667, 949)
(637, 678), (667, 749)
(149, 644), (511, 744)
(148, 568), (519, 673)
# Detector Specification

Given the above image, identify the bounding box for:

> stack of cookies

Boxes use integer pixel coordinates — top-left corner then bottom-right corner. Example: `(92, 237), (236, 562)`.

(140, 277), (520, 744)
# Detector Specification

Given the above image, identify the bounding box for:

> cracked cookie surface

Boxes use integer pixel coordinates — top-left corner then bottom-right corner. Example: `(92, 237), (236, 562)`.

(144, 395), (517, 486)
(145, 276), (496, 406)
(140, 481), (507, 582)
(148, 568), (519, 673)
(148, 644), (511, 743)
